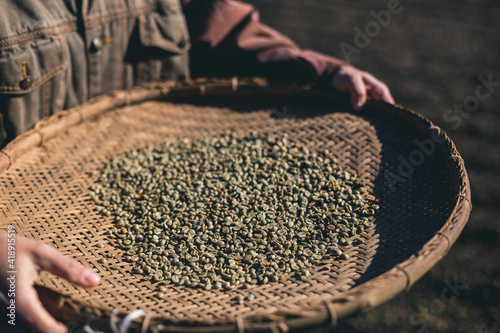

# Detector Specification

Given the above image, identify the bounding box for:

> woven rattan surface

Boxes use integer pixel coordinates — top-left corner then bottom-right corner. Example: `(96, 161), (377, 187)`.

(0, 78), (471, 332)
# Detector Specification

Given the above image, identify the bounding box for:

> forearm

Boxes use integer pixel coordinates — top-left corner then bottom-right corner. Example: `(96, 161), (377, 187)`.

(182, 0), (347, 86)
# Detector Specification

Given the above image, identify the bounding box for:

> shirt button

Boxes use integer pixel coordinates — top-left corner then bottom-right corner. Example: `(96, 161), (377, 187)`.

(91, 37), (112, 52)
(177, 28), (188, 49)
(21, 76), (32, 89)
(178, 38), (188, 48)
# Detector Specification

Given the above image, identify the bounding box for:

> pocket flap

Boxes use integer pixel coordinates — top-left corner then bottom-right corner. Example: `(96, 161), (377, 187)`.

(0, 37), (67, 94)
(138, 5), (190, 54)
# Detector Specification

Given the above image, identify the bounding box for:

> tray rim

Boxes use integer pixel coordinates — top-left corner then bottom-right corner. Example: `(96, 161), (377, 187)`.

(0, 77), (472, 332)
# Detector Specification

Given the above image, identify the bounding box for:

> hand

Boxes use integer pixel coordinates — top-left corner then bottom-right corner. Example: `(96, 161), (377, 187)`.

(0, 231), (100, 333)
(332, 64), (395, 111)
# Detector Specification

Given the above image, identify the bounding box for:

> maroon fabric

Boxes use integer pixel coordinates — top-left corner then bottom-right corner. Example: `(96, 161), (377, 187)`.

(183, 0), (347, 86)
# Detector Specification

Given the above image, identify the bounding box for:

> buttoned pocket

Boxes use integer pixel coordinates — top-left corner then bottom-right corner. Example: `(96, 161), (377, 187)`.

(138, 2), (190, 55)
(126, 1), (190, 85)
(0, 36), (68, 144)
(0, 36), (67, 94)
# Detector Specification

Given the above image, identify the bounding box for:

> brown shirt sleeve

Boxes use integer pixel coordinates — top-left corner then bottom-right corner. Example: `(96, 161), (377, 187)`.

(182, 0), (347, 86)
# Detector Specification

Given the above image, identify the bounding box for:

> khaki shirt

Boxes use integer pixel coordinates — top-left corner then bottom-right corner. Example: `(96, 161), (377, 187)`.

(0, 0), (346, 147)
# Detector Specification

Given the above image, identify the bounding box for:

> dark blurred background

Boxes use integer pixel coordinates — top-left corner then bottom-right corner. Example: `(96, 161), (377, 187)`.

(245, 0), (500, 332)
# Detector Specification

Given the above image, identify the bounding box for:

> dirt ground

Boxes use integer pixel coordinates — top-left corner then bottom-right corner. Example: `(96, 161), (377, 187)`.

(246, 0), (500, 332)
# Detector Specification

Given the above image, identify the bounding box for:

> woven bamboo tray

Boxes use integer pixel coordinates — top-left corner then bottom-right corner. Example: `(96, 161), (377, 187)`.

(0, 78), (471, 332)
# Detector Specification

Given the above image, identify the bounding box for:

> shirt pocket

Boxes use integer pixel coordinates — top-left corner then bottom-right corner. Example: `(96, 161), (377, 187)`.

(127, 1), (190, 85)
(138, 3), (190, 54)
(0, 36), (68, 143)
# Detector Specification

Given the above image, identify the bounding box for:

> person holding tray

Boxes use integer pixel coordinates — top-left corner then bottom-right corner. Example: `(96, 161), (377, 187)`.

(0, 1), (394, 332)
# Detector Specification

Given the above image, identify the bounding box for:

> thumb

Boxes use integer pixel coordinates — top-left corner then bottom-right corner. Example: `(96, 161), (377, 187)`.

(15, 255), (69, 333)
(17, 287), (68, 333)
